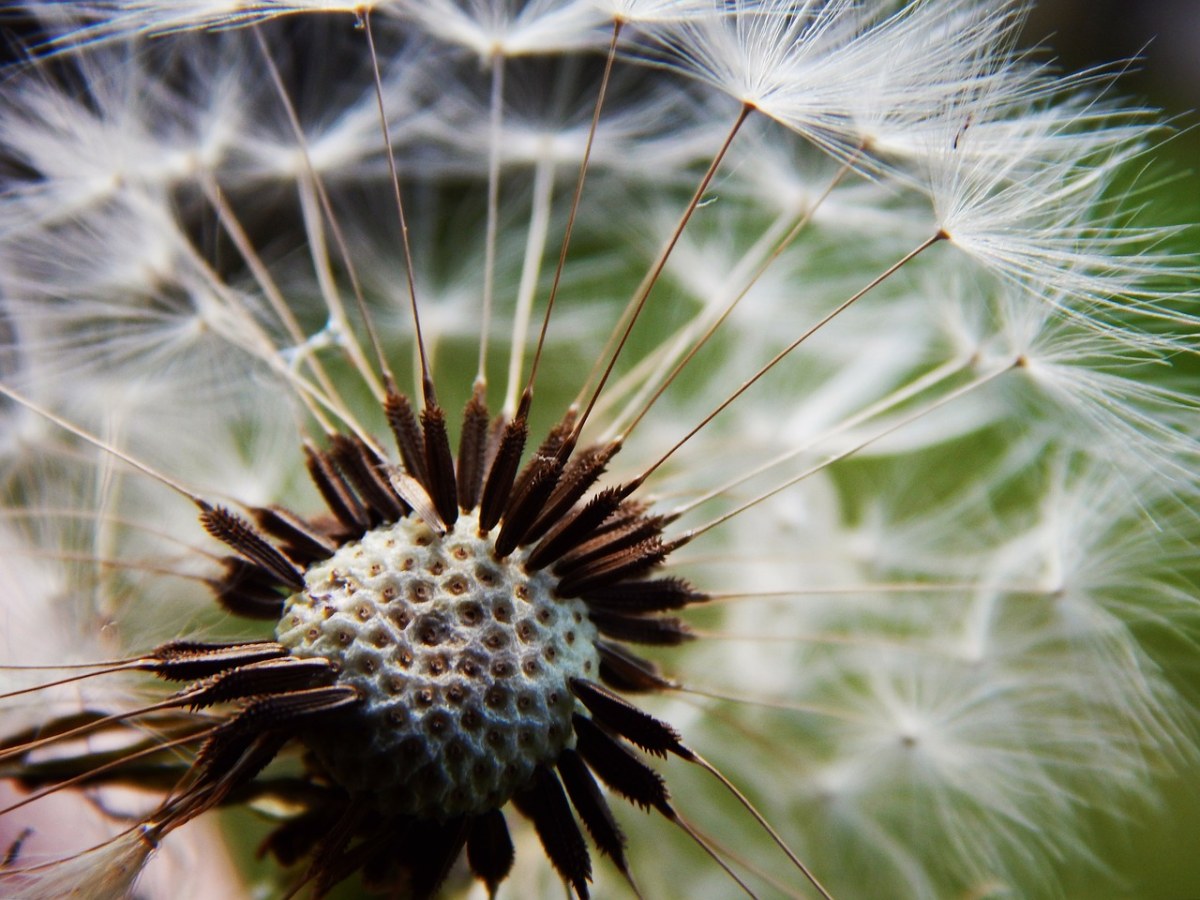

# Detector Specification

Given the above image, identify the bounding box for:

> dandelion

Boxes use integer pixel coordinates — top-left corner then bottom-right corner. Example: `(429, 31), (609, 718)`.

(1, 1), (1197, 898)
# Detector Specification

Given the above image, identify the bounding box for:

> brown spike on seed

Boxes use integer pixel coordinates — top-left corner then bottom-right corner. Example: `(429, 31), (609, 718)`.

(479, 417), (528, 532)
(595, 641), (678, 694)
(495, 454), (564, 557)
(191, 686), (359, 786)
(330, 434), (407, 522)
(457, 388), (491, 512)
(588, 611), (695, 646)
(586, 498), (651, 539)
(200, 504), (305, 591)
(550, 506), (659, 572)
(230, 685), (361, 734)
(304, 444), (370, 534)
(553, 515), (667, 577)
(422, 404), (459, 528)
(481, 412), (508, 475)
(556, 538), (667, 598)
(385, 390), (428, 487)
(572, 714), (673, 815)
(581, 577), (706, 613)
(150, 640), (288, 681)
(557, 748), (630, 870)
(180, 657), (337, 709)
(253, 505), (337, 564)
(526, 487), (624, 572)
(570, 678), (686, 757)
(536, 408), (578, 462)
(183, 730), (292, 821)
(512, 766), (592, 899)
(524, 442), (620, 546)
(468, 808), (515, 898)
(208, 557), (289, 620)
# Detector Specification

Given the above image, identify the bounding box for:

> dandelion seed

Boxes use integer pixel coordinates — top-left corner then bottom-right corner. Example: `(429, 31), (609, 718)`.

(1, 2), (1197, 899)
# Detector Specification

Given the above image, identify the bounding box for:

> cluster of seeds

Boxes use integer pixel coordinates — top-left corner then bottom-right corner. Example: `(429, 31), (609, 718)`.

(277, 511), (600, 818)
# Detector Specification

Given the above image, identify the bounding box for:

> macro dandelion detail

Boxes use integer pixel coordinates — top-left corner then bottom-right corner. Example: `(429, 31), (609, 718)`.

(0, 0), (1197, 898)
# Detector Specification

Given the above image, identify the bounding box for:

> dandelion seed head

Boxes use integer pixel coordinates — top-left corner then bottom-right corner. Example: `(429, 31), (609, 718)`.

(395, 0), (609, 59)
(1, 0), (1197, 897)
(276, 511), (600, 817)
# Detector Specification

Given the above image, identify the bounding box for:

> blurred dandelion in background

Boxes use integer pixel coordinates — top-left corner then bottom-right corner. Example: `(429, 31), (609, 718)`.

(0, 1), (1197, 898)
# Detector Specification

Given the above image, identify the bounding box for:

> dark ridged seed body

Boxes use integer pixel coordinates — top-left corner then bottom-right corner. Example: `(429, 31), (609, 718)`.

(276, 511), (599, 817)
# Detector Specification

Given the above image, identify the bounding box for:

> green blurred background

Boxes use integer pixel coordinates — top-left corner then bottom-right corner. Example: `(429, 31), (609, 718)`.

(1026, 4), (1200, 899)
(1024, 0), (1199, 223)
